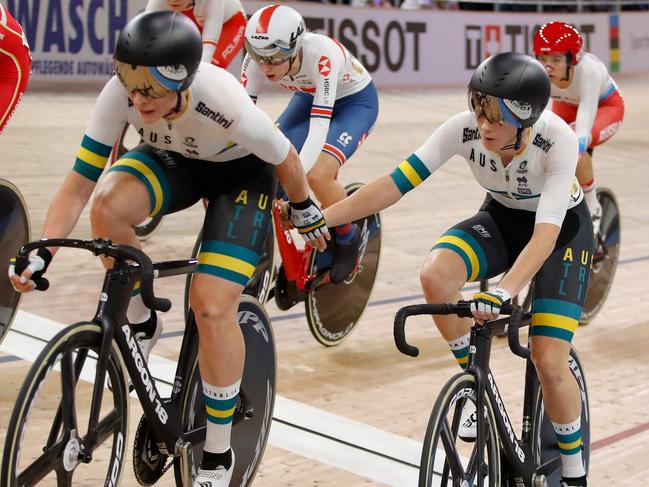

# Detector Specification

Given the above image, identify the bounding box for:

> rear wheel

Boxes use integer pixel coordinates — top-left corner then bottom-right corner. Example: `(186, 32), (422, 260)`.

(0, 179), (30, 345)
(174, 295), (277, 486)
(419, 373), (501, 487)
(580, 187), (620, 324)
(305, 183), (382, 346)
(1, 322), (129, 486)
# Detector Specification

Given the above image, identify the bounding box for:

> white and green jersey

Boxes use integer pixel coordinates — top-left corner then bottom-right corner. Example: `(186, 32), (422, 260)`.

(390, 110), (582, 227)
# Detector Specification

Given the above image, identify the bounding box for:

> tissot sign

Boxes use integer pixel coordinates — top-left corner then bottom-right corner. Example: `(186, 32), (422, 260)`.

(6, 0), (648, 87)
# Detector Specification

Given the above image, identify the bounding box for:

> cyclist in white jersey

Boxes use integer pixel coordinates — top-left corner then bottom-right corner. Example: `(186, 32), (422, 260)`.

(533, 21), (624, 234)
(242, 4), (379, 283)
(9, 11), (328, 487)
(146, 0), (246, 68)
(322, 53), (592, 487)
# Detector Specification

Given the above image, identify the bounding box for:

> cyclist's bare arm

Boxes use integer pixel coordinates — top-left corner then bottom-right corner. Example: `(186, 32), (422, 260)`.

(10, 172), (95, 291)
(324, 175), (402, 227)
(498, 222), (561, 298)
(275, 145), (310, 204)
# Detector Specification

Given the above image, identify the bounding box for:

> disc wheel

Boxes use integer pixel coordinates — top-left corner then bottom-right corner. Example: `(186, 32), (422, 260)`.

(305, 183), (382, 346)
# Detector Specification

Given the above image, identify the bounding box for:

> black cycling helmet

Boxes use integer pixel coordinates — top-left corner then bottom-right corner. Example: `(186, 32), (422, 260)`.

(468, 52), (550, 130)
(114, 10), (202, 98)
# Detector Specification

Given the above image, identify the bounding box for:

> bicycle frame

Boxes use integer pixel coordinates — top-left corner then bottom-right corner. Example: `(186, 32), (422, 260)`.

(19, 239), (202, 474)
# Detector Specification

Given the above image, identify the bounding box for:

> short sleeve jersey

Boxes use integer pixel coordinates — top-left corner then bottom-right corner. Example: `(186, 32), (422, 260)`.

(549, 53), (619, 145)
(241, 32), (371, 112)
(390, 110), (583, 227)
(73, 63), (290, 182)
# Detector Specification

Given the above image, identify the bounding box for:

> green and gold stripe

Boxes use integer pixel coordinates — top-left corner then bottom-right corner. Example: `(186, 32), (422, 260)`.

(204, 395), (238, 425)
(432, 228), (487, 282)
(73, 135), (112, 182)
(197, 240), (260, 287)
(109, 151), (170, 217)
(390, 154), (431, 194)
(531, 298), (582, 342)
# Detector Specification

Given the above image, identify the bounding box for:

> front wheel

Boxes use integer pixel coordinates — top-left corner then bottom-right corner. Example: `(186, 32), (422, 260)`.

(531, 347), (590, 483)
(305, 182), (382, 346)
(174, 295), (277, 486)
(419, 373), (501, 487)
(580, 187), (620, 324)
(1, 322), (129, 486)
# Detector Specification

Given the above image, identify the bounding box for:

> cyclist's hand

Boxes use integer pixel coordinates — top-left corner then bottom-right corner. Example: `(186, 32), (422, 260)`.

(470, 288), (511, 324)
(288, 197), (330, 251)
(276, 200), (293, 231)
(8, 248), (53, 292)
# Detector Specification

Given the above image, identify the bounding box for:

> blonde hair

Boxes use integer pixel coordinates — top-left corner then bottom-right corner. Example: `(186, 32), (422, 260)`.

(114, 60), (173, 98)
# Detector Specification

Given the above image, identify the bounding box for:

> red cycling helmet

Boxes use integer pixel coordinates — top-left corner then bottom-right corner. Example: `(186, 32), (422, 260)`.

(533, 21), (583, 65)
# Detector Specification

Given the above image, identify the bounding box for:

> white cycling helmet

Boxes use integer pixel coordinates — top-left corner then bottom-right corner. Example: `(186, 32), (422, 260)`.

(244, 5), (306, 64)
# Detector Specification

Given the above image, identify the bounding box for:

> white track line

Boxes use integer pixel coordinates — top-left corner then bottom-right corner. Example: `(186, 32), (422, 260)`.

(1, 310), (422, 486)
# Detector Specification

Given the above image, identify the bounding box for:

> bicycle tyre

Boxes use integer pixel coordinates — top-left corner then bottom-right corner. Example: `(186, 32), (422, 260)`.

(305, 182), (382, 346)
(0, 179), (30, 346)
(580, 187), (620, 324)
(183, 229), (275, 322)
(531, 347), (590, 483)
(1, 322), (129, 486)
(174, 295), (276, 486)
(419, 373), (501, 487)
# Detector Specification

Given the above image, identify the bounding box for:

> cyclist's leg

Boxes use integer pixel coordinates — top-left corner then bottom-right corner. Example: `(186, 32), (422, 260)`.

(189, 154), (276, 483)
(422, 195), (513, 368)
(208, 11), (247, 69)
(580, 91), (625, 223)
(276, 92), (311, 152)
(94, 145), (201, 356)
(529, 200), (593, 484)
(314, 83), (378, 281)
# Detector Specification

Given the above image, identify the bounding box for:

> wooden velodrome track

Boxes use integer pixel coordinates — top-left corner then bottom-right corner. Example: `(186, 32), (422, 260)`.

(1, 71), (648, 486)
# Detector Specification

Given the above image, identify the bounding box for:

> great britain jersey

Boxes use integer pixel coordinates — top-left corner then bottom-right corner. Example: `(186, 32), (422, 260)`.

(390, 110), (582, 227)
(241, 32), (371, 108)
(73, 62), (290, 182)
(549, 53), (619, 148)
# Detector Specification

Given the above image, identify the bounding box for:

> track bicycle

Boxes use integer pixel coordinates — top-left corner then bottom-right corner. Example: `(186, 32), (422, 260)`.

(480, 186), (620, 326)
(0, 179), (30, 346)
(1, 238), (276, 486)
(185, 183), (382, 347)
(394, 302), (590, 486)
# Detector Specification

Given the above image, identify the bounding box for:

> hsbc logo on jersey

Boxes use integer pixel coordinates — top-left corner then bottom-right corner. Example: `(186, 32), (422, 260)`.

(241, 72), (248, 87)
(318, 56), (331, 76)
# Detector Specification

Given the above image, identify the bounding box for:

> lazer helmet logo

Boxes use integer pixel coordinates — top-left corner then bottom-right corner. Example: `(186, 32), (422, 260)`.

(503, 99), (532, 120)
(156, 65), (188, 81)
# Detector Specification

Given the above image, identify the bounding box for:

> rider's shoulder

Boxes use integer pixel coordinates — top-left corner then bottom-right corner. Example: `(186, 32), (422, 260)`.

(530, 110), (578, 151)
(302, 32), (342, 57)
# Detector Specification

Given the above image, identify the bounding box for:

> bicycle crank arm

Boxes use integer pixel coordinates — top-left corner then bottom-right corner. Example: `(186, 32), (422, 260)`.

(176, 440), (193, 486)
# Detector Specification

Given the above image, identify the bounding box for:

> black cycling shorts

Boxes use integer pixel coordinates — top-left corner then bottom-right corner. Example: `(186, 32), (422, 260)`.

(432, 194), (594, 343)
(109, 144), (277, 287)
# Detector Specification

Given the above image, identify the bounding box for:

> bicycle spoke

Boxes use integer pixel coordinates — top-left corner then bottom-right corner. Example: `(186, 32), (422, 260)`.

(440, 418), (465, 479)
(17, 441), (65, 485)
(60, 351), (78, 432)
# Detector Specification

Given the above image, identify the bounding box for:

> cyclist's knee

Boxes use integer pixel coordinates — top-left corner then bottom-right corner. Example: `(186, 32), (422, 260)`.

(306, 166), (334, 192)
(531, 346), (570, 389)
(190, 276), (241, 331)
(420, 260), (461, 302)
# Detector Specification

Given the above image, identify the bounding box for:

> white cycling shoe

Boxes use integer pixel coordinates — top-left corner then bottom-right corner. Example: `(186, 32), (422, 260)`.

(133, 311), (163, 363)
(193, 451), (235, 487)
(458, 400), (477, 442)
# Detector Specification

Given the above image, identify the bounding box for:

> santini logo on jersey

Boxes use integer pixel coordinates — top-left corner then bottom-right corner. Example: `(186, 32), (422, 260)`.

(196, 102), (233, 129)
(462, 127), (481, 143)
(532, 133), (554, 153)
(503, 99), (532, 120)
